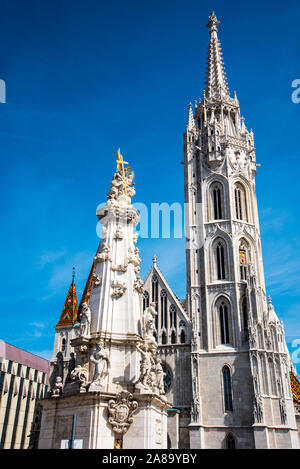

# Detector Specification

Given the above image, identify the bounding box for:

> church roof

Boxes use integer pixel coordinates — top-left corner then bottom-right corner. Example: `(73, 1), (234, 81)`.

(290, 372), (300, 403)
(76, 261), (96, 321)
(144, 255), (190, 324)
(55, 269), (79, 327)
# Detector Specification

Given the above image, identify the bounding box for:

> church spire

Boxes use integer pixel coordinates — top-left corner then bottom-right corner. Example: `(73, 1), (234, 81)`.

(205, 12), (229, 99)
(186, 102), (196, 131)
(55, 270), (78, 327)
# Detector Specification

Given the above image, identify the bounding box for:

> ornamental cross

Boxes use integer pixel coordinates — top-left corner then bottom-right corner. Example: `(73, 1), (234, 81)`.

(116, 148), (132, 196)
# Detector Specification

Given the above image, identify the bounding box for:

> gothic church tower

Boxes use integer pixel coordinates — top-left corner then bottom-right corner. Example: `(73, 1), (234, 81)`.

(184, 12), (299, 449)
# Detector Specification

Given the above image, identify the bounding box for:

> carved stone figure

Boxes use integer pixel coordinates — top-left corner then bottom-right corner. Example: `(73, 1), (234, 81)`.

(111, 280), (127, 299)
(142, 303), (158, 345)
(79, 302), (91, 339)
(107, 391), (138, 434)
(133, 276), (144, 294)
(254, 395), (263, 423)
(154, 356), (165, 394)
(191, 395), (200, 422)
(94, 243), (111, 263)
(136, 342), (155, 390)
(279, 398), (287, 425)
(111, 262), (128, 272)
(93, 273), (102, 287)
(115, 226), (124, 239)
(89, 341), (110, 390)
(51, 376), (63, 398)
(133, 232), (138, 244)
(70, 365), (89, 393)
(107, 171), (124, 200)
(66, 352), (76, 382)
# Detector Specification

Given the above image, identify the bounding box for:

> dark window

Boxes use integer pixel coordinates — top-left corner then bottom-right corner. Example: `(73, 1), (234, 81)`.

(220, 302), (230, 344)
(180, 330), (186, 344)
(216, 242), (226, 280)
(226, 433), (236, 449)
(213, 186), (223, 219)
(223, 366), (233, 411)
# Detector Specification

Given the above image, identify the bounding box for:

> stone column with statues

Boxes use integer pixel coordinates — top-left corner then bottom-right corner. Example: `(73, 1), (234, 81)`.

(38, 150), (170, 450)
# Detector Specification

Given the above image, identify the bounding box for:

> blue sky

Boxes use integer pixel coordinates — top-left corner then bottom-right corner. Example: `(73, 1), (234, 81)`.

(0, 0), (300, 369)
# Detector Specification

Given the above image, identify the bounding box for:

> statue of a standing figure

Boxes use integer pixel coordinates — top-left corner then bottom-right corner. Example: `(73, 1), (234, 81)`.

(79, 302), (91, 339)
(143, 303), (157, 345)
(136, 342), (155, 390)
(154, 357), (165, 395)
(89, 341), (110, 391)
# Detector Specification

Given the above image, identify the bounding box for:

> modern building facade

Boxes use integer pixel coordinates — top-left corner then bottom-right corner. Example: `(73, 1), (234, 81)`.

(0, 340), (50, 449)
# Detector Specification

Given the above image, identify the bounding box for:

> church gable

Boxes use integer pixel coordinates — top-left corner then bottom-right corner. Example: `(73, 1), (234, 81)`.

(143, 257), (191, 346)
(55, 270), (79, 328)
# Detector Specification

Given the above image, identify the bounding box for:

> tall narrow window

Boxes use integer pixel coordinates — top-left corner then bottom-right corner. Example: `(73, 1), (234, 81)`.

(161, 331), (167, 345)
(219, 302), (230, 344)
(180, 330), (186, 344)
(152, 276), (158, 329)
(225, 433), (236, 449)
(234, 183), (248, 221)
(240, 249), (247, 280)
(170, 305), (176, 328)
(213, 186), (223, 219)
(143, 291), (149, 311)
(242, 297), (248, 341)
(161, 290), (167, 329)
(171, 330), (176, 344)
(216, 242), (226, 280)
(223, 366), (233, 411)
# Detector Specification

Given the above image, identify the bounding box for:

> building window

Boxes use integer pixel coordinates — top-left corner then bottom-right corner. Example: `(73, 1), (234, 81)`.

(143, 291), (149, 311)
(219, 302), (230, 344)
(223, 366), (233, 411)
(234, 183), (248, 221)
(215, 241), (226, 280)
(169, 305), (177, 328)
(171, 330), (176, 344)
(210, 182), (224, 220)
(161, 290), (167, 329)
(161, 331), (167, 345)
(180, 330), (186, 344)
(242, 297), (248, 341)
(240, 249), (247, 280)
(225, 433), (236, 449)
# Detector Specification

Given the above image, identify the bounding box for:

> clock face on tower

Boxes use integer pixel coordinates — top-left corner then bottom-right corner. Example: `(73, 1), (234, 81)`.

(162, 364), (172, 394)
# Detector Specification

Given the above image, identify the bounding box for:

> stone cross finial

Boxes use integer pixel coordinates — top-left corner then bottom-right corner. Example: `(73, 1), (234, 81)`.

(153, 254), (157, 266)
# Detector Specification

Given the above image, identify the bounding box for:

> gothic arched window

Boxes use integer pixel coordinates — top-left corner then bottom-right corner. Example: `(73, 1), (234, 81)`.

(241, 297), (248, 342)
(61, 338), (66, 353)
(223, 366), (233, 411)
(225, 433), (236, 449)
(143, 291), (149, 311)
(180, 330), (186, 344)
(219, 301), (230, 345)
(169, 305), (177, 328)
(161, 290), (167, 329)
(211, 183), (223, 220)
(214, 239), (227, 280)
(234, 183), (248, 221)
(161, 330), (167, 345)
(152, 275), (158, 303)
(171, 330), (176, 344)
